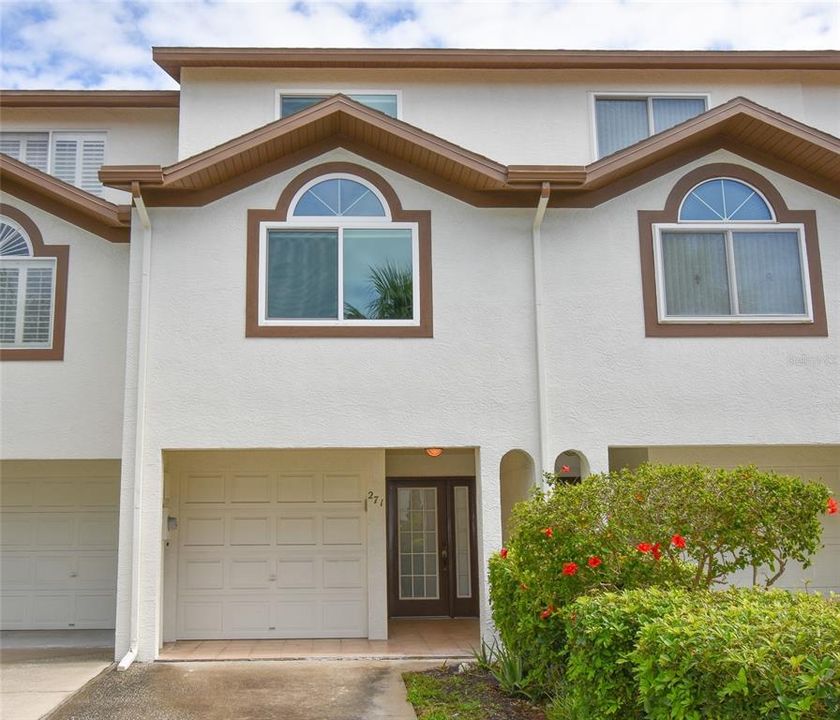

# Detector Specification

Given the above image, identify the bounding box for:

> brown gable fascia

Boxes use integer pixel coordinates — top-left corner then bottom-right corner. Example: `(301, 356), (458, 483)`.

(99, 96), (840, 209)
(153, 47), (840, 81)
(0, 156), (131, 242)
(0, 90), (180, 108)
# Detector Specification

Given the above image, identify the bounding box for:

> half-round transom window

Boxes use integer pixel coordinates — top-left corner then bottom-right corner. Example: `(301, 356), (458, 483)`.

(0, 218), (33, 256)
(679, 178), (773, 222)
(292, 177), (387, 217)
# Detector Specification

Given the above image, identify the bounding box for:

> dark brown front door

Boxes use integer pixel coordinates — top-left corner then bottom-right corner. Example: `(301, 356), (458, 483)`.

(387, 477), (479, 617)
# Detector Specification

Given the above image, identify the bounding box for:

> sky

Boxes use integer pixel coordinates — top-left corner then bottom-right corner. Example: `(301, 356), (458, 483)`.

(1, 0), (838, 90)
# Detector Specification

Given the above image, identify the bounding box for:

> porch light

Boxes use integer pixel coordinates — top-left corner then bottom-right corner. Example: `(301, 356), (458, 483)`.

(425, 448), (444, 457)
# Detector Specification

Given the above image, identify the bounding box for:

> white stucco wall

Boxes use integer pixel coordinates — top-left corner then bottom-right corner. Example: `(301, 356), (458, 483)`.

(1, 108), (179, 204)
(0, 195), (129, 459)
(119, 148), (838, 658)
(540, 149), (840, 466)
(176, 67), (840, 164)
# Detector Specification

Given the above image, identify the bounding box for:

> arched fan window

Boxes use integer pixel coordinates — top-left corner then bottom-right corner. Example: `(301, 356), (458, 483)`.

(292, 177), (387, 218)
(653, 175), (811, 322)
(0, 215), (56, 349)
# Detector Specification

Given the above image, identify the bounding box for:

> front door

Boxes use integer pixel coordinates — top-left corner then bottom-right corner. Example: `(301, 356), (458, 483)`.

(387, 478), (479, 617)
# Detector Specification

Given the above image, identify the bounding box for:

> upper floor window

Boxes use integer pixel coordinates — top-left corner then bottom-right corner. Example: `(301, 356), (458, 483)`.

(278, 92), (399, 119)
(247, 163), (432, 338)
(0, 131), (106, 195)
(0, 215), (56, 350)
(595, 95), (707, 158)
(638, 164), (827, 338)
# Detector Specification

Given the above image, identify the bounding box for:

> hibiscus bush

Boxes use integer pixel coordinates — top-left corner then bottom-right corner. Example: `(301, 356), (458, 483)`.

(489, 463), (835, 697)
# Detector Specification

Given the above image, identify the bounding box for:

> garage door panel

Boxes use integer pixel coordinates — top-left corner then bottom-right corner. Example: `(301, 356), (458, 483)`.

(323, 557), (364, 588)
(1, 515), (32, 545)
(184, 474), (226, 504)
(0, 556), (32, 587)
(34, 556), (75, 586)
(75, 594), (115, 626)
(323, 516), (363, 545)
(181, 601), (224, 634)
(182, 558), (225, 590)
(323, 474), (362, 503)
(322, 599), (366, 633)
(276, 558), (317, 588)
(78, 514), (119, 547)
(278, 474), (318, 503)
(76, 554), (117, 587)
(231, 474), (272, 503)
(37, 480), (77, 507)
(277, 516), (317, 545)
(227, 601), (271, 632)
(183, 516), (225, 546)
(0, 595), (29, 626)
(230, 516), (271, 545)
(0, 481), (33, 507)
(274, 600), (318, 634)
(37, 515), (75, 546)
(230, 558), (274, 589)
(32, 594), (75, 626)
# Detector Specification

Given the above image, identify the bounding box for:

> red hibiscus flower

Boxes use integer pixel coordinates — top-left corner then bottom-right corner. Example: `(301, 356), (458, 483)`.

(562, 562), (579, 576)
(499, 547), (508, 559)
(587, 556), (602, 568)
(828, 497), (838, 515)
(671, 534), (687, 549)
(540, 605), (555, 620)
(543, 527), (554, 539)
(561, 464), (571, 473)
(652, 543), (662, 561)
(636, 542), (653, 554)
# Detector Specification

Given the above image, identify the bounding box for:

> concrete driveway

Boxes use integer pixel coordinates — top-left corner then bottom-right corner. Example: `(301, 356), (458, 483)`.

(0, 630), (113, 720)
(43, 659), (434, 720)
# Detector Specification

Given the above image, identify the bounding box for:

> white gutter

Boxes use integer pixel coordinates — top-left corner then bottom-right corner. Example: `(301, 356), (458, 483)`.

(118, 183), (152, 671)
(531, 182), (551, 475)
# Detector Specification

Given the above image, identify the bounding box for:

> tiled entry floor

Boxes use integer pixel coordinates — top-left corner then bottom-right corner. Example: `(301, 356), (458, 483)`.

(159, 618), (479, 661)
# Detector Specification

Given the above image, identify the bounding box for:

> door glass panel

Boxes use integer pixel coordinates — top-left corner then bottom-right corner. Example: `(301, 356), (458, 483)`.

(397, 487), (438, 599)
(453, 486), (472, 598)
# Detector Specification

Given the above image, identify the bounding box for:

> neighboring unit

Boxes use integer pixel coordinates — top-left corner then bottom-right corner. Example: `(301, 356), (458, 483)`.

(0, 49), (838, 662)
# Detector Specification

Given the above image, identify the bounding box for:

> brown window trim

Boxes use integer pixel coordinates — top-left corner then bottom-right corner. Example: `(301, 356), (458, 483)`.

(638, 163), (827, 338)
(0, 203), (69, 360)
(246, 162), (432, 338)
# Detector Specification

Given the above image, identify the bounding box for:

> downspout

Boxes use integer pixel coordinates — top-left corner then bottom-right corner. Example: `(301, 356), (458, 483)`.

(531, 182), (551, 476)
(118, 183), (152, 671)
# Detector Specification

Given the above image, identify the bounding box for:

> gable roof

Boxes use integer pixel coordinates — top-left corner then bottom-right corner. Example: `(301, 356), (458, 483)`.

(100, 96), (840, 209)
(0, 155), (131, 242)
(153, 47), (840, 81)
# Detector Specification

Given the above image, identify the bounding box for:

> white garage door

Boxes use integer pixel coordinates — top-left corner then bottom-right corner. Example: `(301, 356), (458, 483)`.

(0, 461), (119, 630)
(176, 458), (368, 639)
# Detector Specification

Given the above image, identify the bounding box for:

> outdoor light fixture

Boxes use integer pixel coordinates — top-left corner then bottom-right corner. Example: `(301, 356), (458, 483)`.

(425, 448), (444, 457)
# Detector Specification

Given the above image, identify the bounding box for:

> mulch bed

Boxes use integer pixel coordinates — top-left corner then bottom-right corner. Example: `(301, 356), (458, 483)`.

(404, 664), (546, 720)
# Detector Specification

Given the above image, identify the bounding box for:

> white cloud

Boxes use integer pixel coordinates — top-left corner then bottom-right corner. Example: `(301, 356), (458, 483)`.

(0, 0), (838, 89)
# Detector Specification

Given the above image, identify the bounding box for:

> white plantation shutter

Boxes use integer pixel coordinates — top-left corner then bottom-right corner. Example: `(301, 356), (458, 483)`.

(50, 133), (106, 194)
(52, 138), (79, 186)
(0, 133), (49, 172)
(0, 267), (20, 344)
(80, 138), (105, 194)
(22, 267), (54, 343)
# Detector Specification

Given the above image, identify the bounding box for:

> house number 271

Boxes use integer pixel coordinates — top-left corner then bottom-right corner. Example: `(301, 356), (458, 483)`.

(367, 491), (384, 507)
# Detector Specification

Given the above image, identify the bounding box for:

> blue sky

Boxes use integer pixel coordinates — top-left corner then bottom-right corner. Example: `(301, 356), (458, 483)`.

(1, 1), (838, 89)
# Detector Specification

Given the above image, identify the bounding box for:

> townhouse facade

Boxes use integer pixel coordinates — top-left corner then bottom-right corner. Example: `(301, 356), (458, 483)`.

(0, 48), (838, 663)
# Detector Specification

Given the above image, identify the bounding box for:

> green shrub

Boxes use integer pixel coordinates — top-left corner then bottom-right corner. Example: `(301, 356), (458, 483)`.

(489, 464), (834, 698)
(560, 588), (696, 718)
(635, 590), (840, 720)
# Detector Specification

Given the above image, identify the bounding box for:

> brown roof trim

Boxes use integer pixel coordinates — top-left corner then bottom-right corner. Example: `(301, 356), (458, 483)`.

(0, 203), (68, 361)
(638, 163), (827, 338)
(153, 47), (840, 81)
(0, 155), (131, 243)
(0, 90), (179, 108)
(100, 96), (840, 209)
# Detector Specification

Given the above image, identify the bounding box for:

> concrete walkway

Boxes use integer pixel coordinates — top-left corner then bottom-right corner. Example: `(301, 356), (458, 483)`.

(0, 631), (114, 720)
(44, 659), (435, 720)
